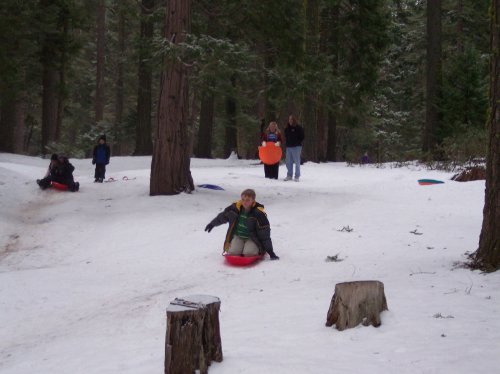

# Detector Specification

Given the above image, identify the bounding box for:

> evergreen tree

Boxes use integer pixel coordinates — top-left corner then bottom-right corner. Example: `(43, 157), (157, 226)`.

(471, 0), (500, 271)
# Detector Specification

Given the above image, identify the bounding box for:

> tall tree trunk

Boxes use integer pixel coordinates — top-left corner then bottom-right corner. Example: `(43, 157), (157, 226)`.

(56, 20), (69, 145)
(135, 0), (154, 155)
(224, 77), (237, 158)
(196, 89), (215, 158)
(150, 0), (194, 195)
(317, 107), (327, 161)
(95, 0), (106, 125)
(471, 0), (500, 271)
(263, 46), (276, 125)
(423, 0), (442, 155)
(324, 4), (339, 162)
(41, 66), (60, 154)
(303, 0), (319, 162)
(0, 93), (15, 153)
(193, 15), (217, 159)
(326, 111), (337, 161)
(456, 0), (463, 53)
(39, 0), (63, 154)
(114, 0), (126, 155)
(13, 96), (26, 153)
(0, 84), (26, 152)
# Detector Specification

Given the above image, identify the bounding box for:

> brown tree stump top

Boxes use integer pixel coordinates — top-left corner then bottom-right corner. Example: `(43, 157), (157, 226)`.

(167, 295), (221, 312)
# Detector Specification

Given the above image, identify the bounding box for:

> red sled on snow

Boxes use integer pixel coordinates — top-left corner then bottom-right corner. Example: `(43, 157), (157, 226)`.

(224, 254), (264, 266)
(258, 142), (282, 165)
(51, 181), (69, 191)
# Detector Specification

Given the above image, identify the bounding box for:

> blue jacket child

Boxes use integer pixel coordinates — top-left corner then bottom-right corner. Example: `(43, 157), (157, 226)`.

(92, 135), (111, 182)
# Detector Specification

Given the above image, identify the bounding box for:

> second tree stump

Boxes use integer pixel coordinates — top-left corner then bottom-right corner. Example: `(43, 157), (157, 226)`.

(325, 280), (388, 331)
(164, 295), (223, 374)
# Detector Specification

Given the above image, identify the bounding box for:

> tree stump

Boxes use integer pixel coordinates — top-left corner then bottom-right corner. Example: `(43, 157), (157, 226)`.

(165, 295), (223, 374)
(452, 166), (486, 182)
(325, 281), (388, 331)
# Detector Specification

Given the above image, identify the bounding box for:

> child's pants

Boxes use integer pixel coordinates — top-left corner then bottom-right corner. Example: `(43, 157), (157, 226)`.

(95, 163), (106, 180)
(264, 163), (279, 179)
(228, 236), (259, 256)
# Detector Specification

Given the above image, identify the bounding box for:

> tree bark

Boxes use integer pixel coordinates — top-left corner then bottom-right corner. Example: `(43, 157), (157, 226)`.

(325, 280), (388, 331)
(224, 77), (238, 158)
(326, 110), (337, 161)
(196, 89), (215, 158)
(150, 0), (194, 195)
(135, 0), (154, 155)
(113, 0), (126, 156)
(456, 0), (463, 53)
(0, 89), (26, 153)
(164, 295), (222, 374)
(13, 96), (27, 153)
(41, 66), (60, 154)
(471, 0), (500, 271)
(324, 4), (339, 162)
(95, 0), (106, 125)
(303, 0), (319, 163)
(0, 94), (15, 153)
(423, 0), (442, 154)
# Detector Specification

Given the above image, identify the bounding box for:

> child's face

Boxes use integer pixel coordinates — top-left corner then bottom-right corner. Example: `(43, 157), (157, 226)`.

(99, 139), (105, 144)
(241, 195), (254, 210)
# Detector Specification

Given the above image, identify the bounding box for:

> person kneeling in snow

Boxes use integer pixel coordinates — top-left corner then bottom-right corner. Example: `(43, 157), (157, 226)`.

(37, 155), (79, 192)
(205, 189), (279, 260)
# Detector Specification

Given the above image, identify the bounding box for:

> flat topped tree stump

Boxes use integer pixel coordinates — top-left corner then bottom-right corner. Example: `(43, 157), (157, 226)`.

(165, 295), (223, 374)
(325, 281), (388, 331)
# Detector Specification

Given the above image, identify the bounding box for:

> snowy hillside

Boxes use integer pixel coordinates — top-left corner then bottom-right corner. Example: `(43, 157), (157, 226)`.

(0, 153), (498, 374)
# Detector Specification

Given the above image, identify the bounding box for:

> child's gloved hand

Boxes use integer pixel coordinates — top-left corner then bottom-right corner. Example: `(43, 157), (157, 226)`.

(205, 223), (214, 233)
(275, 142), (281, 147)
(269, 252), (280, 260)
(261, 141), (266, 147)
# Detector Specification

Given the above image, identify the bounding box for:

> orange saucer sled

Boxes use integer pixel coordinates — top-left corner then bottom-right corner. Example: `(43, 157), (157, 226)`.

(258, 143), (282, 165)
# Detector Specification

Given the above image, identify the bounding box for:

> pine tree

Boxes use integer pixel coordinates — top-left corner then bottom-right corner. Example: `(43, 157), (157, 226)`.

(471, 0), (500, 271)
(150, 0), (194, 195)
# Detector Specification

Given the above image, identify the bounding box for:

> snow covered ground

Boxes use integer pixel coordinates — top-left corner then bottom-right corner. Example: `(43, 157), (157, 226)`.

(0, 152), (498, 374)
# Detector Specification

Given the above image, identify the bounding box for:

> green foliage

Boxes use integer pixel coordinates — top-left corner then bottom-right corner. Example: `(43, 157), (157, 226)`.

(439, 45), (488, 141)
(0, 0), (492, 164)
(440, 126), (487, 163)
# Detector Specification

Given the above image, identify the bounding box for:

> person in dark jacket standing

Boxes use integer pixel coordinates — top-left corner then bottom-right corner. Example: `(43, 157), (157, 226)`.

(204, 189), (280, 260)
(92, 135), (111, 182)
(284, 115), (305, 181)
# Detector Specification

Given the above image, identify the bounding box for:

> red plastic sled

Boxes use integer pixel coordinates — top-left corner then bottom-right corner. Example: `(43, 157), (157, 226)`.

(259, 143), (282, 165)
(224, 254), (264, 266)
(51, 181), (69, 191)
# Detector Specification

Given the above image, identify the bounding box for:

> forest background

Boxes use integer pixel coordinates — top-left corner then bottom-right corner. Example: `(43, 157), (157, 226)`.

(0, 0), (490, 165)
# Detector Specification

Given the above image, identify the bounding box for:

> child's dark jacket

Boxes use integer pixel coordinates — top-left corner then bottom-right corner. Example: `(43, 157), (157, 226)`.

(93, 144), (111, 165)
(208, 201), (275, 256)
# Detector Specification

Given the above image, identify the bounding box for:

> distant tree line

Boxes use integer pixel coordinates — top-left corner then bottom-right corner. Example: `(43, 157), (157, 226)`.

(0, 0), (490, 164)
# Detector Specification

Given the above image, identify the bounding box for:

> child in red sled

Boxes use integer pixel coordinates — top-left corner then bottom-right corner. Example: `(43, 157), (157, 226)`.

(205, 189), (279, 260)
